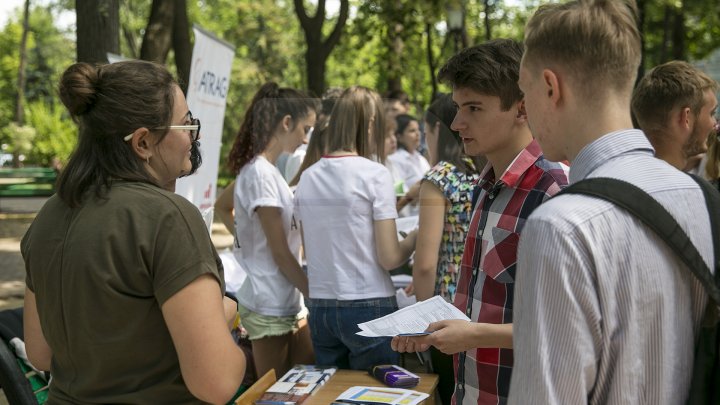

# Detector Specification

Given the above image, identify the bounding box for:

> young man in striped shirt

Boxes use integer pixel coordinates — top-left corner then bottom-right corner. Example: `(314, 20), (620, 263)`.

(391, 39), (568, 405)
(511, 1), (714, 404)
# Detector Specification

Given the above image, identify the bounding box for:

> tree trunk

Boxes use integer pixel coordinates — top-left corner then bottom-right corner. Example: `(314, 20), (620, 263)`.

(294, 0), (349, 96)
(484, 0), (492, 41)
(76, 0), (120, 64)
(671, 5), (685, 60)
(386, 22), (404, 93)
(140, 0), (174, 63)
(660, 5), (671, 63)
(172, 0), (192, 93)
(425, 23), (437, 101)
(306, 47), (327, 99)
(15, 0), (30, 125)
(122, 26), (139, 59)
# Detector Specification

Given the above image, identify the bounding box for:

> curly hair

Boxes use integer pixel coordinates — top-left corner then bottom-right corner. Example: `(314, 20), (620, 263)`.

(228, 82), (318, 174)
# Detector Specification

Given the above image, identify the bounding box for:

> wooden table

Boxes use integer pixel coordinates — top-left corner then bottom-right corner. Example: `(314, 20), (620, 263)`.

(304, 369), (438, 404)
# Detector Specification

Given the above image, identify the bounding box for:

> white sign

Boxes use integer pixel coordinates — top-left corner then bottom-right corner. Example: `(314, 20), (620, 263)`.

(175, 26), (235, 226)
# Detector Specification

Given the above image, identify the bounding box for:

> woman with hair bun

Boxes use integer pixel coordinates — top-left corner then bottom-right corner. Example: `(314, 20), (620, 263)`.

(227, 82), (318, 377)
(22, 60), (246, 404)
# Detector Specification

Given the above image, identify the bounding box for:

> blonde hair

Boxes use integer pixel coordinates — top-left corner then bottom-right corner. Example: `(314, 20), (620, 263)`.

(632, 61), (718, 134)
(523, 0), (641, 101)
(326, 86), (386, 161)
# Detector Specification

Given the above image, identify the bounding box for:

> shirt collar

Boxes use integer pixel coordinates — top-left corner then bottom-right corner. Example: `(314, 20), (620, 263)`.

(569, 129), (655, 184)
(479, 139), (543, 188)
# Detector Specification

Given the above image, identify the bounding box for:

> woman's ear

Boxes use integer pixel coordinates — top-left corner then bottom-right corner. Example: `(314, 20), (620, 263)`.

(281, 114), (293, 132)
(128, 128), (153, 162)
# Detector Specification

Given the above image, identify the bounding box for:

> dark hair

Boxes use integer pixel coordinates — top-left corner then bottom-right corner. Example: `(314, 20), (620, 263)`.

(424, 93), (483, 174)
(438, 39), (524, 111)
(321, 87), (344, 118)
(394, 114), (418, 151)
(56, 60), (177, 207)
(289, 116), (330, 187)
(228, 82), (318, 174)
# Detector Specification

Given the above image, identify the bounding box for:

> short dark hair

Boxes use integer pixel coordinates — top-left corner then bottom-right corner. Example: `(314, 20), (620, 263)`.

(438, 39), (524, 111)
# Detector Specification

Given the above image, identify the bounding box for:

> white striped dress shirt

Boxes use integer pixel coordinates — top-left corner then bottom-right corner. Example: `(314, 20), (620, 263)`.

(508, 130), (714, 405)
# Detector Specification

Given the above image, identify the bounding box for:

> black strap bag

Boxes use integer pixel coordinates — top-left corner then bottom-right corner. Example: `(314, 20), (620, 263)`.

(557, 175), (720, 405)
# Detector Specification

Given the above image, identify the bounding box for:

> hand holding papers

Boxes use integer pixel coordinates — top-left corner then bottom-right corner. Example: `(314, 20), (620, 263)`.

(356, 296), (470, 337)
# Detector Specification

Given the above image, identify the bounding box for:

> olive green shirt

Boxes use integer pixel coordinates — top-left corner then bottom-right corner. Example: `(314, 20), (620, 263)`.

(22, 181), (224, 404)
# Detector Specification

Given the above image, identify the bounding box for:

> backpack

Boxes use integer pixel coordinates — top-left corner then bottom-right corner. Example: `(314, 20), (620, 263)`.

(557, 175), (720, 405)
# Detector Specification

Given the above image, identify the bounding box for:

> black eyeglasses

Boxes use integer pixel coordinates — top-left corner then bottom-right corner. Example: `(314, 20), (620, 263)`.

(124, 115), (201, 142)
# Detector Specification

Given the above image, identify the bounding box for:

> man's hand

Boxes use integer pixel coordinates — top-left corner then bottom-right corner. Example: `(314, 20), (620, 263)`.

(424, 320), (481, 354)
(391, 334), (432, 353)
(390, 320), (513, 354)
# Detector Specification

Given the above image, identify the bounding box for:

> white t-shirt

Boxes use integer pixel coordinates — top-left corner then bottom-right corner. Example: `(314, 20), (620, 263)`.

(234, 156), (302, 316)
(387, 148), (431, 190)
(284, 144), (307, 183)
(295, 156), (398, 300)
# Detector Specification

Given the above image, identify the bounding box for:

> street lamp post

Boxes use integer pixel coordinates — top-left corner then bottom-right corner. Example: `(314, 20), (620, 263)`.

(446, 1), (465, 54)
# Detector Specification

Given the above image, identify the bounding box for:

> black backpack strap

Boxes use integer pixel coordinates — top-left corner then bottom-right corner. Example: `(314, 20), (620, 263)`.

(557, 177), (720, 306)
(689, 174), (720, 279)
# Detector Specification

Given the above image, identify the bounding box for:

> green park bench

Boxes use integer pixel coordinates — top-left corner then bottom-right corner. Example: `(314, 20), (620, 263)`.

(0, 168), (57, 197)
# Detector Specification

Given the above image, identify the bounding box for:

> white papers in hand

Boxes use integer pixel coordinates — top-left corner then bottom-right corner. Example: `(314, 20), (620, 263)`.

(356, 295), (470, 337)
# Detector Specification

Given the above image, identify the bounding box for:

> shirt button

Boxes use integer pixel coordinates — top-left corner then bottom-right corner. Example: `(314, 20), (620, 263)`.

(457, 384), (463, 390)
(489, 194), (495, 200)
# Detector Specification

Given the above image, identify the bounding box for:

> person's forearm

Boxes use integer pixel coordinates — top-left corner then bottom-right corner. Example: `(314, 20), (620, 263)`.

(217, 210), (235, 236)
(473, 323), (513, 349)
(412, 262), (436, 301)
(274, 253), (309, 297)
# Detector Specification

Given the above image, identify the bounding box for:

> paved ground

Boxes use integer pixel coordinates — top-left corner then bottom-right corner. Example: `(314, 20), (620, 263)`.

(0, 196), (234, 403)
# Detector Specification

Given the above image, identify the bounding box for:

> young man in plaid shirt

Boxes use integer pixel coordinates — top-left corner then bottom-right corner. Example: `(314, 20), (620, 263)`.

(391, 39), (568, 405)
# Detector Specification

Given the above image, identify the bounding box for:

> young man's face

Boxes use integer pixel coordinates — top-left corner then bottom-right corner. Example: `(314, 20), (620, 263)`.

(518, 59), (562, 162)
(450, 87), (519, 158)
(684, 89), (718, 158)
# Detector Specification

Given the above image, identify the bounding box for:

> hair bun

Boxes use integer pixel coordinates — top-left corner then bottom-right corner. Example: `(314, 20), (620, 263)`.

(58, 62), (100, 116)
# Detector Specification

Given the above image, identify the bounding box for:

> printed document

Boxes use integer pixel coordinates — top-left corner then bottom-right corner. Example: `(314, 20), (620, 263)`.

(356, 295), (470, 337)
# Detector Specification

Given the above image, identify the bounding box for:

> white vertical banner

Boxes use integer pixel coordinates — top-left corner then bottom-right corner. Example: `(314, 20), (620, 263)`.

(175, 26), (235, 229)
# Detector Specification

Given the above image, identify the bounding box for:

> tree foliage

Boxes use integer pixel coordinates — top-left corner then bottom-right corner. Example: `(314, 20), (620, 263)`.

(2, 0), (720, 172)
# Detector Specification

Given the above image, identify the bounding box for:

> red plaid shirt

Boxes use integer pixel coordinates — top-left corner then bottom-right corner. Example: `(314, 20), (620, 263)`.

(452, 140), (568, 405)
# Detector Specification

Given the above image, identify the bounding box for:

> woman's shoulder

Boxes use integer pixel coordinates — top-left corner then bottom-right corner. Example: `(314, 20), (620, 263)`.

(425, 161), (478, 189)
(112, 182), (202, 219)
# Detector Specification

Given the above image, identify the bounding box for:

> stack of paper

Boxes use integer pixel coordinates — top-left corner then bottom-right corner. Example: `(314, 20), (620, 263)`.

(356, 295), (470, 337)
(255, 365), (337, 405)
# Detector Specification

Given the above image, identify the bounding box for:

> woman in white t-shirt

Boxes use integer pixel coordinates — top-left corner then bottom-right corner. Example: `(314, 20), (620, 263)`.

(227, 82), (318, 377)
(294, 86), (417, 370)
(387, 114), (431, 190)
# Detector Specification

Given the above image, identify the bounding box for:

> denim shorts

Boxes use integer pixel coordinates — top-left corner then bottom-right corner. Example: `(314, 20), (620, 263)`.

(237, 304), (308, 340)
(307, 296), (399, 370)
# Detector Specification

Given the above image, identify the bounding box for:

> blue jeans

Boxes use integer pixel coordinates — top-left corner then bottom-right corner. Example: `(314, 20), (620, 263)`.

(307, 297), (400, 370)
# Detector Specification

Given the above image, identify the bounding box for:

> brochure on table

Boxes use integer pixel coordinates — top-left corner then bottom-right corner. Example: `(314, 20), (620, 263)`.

(333, 386), (429, 405)
(255, 365), (337, 404)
